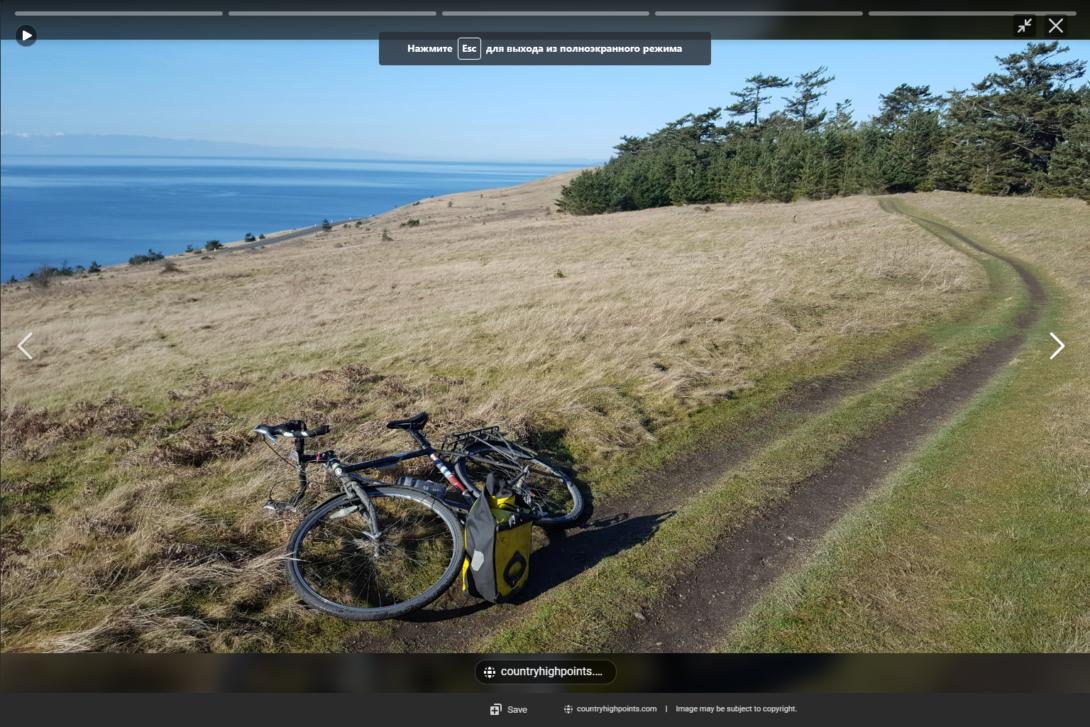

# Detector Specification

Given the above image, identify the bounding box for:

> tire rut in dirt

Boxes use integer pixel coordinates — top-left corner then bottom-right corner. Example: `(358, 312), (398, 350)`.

(887, 201), (1046, 323)
(609, 207), (1046, 653)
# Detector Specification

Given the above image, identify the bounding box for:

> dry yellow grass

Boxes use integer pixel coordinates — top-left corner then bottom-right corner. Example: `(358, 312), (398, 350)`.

(2, 173), (979, 443)
(0, 174), (989, 652)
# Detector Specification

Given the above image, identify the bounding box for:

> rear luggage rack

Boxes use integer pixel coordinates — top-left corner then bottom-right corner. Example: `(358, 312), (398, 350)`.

(441, 426), (507, 453)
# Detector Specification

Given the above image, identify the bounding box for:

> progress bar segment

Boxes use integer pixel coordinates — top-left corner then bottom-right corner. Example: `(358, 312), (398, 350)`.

(15, 10), (224, 16)
(655, 11), (863, 16)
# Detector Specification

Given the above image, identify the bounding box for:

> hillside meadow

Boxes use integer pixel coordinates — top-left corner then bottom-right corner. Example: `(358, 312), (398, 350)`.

(0, 171), (989, 651)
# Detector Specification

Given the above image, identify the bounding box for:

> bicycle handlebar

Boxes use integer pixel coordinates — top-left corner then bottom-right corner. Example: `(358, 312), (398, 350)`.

(254, 421), (330, 443)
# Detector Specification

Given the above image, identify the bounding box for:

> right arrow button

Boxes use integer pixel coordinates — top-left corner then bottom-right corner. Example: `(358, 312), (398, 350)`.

(1050, 332), (1065, 360)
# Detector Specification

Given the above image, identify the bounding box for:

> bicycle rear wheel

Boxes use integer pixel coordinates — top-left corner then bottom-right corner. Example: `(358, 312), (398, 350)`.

(285, 486), (463, 621)
(453, 442), (583, 527)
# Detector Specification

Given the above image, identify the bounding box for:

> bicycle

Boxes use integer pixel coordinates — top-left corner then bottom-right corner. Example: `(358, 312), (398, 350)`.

(254, 412), (583, 621)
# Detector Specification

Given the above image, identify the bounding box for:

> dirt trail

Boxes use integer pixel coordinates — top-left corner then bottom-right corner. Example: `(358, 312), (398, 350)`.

(347, 200), (1045, 654)
(609, 199), (1047, 653)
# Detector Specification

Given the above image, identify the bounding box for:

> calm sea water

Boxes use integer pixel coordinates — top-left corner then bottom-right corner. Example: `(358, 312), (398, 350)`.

(0, 156), (578, 280)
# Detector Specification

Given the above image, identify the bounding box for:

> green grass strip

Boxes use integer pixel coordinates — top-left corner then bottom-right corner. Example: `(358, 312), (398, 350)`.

(717, 231), (1086, 654)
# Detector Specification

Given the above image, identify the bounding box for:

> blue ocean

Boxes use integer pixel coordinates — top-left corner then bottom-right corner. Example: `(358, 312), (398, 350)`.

(0, 156), (578, 280)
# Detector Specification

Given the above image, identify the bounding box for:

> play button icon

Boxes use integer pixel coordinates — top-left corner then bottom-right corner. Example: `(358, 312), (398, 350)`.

(17, 25), (37, 47)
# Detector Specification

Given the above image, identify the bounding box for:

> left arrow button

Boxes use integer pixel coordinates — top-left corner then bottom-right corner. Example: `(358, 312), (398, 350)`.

(18, 332), (34, 360)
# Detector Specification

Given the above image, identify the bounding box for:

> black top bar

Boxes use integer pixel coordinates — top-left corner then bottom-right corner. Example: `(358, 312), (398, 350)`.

(3, 1), (1082, 39)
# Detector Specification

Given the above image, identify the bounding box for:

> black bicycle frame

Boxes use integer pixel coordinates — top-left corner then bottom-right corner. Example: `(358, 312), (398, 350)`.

(343, 447), (432, 472)
(275, 424), (537, 517)
(339, 428), (469, 491)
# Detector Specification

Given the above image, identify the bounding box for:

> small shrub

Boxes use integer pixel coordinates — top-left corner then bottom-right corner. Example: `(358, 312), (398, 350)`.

(89, 261), (101, 273)
(28, 267), (51, 288)
(554, 269), (565, 278)
(412, 201), (420, 206)
(258, 234), (265, 240)
(205, 240), (222, 251)
(448, 200), (454, 208)
(185, 244), (195, 253)
(400, 219), (420, 228)
(321, 219), (333, 231)
(26, 260), (80, 285)
(316, 364), (378, 392)
(151, 431), (248, 467)
(160, 260), (184, 274)
(382, 229), (393, 242)
(129, 249), (165, 265)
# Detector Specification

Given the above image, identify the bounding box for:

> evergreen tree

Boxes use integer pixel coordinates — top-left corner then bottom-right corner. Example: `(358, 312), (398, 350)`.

(555, 44), (1087, 215)
(1045, 84), (1090, 198)
(872, 84), (943, 192)
(876, 84), (938, 130)
(614, 135), (647, 156)
(931, 42), (1086, 194)
(726, 74), (791, 125)
(783, 67), (835, 131)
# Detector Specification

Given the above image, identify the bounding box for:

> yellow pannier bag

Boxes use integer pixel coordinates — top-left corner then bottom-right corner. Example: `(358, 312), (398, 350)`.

(462, 473), (532, 603)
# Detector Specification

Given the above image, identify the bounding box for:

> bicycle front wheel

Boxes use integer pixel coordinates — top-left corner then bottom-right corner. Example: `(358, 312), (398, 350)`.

(285, 486), (463, 621)
(453, 443), (584, 527)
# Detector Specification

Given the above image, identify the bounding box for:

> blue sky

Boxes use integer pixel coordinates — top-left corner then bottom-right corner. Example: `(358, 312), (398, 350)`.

(2, 39), (1087, 162)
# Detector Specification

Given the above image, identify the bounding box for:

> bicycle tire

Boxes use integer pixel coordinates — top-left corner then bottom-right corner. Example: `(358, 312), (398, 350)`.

(285, 486), (463, 621)
(453, 442), (584, 527)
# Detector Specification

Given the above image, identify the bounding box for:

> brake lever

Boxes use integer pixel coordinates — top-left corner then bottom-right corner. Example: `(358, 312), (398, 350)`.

(254, 425), (277, 444)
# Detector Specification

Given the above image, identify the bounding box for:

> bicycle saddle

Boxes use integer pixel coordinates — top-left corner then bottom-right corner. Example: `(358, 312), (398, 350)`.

(386, 412), (429, 430)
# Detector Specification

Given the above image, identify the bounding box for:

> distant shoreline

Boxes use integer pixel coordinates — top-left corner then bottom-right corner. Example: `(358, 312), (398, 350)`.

(0, 157), (586, 281)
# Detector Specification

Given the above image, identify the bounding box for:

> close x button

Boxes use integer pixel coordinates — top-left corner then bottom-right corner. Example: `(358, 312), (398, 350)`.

(1046, 16), (1067, 36)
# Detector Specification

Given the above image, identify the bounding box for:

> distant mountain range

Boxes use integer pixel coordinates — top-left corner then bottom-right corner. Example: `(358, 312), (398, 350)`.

(0, 133), (601, 166)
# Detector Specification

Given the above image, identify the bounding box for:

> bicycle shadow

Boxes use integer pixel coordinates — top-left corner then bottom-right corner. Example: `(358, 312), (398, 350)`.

(400, 509), (674, 623)
(400, 597), (493, 623)
(519, 509), (676, 600)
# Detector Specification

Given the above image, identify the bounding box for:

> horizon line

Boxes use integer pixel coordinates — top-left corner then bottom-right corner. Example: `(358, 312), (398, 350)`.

(0, 151), (603, 165)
